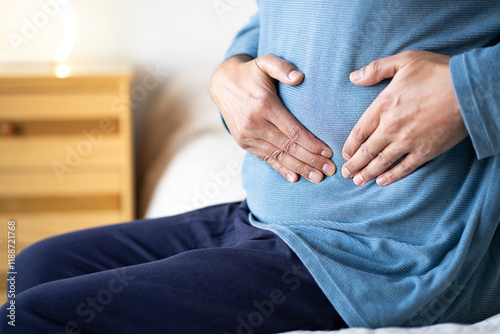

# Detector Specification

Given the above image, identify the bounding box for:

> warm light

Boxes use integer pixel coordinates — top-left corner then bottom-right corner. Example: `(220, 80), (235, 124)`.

(55, 63), (71, 78)
(54, 1), (77, 63)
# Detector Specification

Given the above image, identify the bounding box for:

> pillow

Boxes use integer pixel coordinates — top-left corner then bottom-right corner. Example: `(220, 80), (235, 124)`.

(138, 64), (246, 218)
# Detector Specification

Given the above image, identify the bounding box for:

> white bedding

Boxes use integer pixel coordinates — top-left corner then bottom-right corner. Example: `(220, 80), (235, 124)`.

(138, 65), (246, 219)
(285, 313), (500, 334)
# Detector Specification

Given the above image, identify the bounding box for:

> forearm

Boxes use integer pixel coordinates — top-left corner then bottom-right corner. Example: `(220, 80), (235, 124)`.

(225, 12), (260, 61)
(450, 42), (500, 159)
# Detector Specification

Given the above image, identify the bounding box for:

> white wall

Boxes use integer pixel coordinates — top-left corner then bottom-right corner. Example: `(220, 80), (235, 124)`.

(0, 0), (258, 69)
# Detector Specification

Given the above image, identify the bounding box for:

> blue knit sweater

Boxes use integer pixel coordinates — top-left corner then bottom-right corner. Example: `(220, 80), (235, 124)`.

(225, 0), (500, 328)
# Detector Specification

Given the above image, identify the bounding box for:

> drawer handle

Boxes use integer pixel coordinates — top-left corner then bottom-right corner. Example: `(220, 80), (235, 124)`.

(0, 122), (15, 136)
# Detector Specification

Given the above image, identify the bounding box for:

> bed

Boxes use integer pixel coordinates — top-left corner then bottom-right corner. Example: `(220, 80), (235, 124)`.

(136, 66), (500, 334)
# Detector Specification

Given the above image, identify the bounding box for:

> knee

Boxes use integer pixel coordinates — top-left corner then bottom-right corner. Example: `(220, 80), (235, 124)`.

(1, 285), (70, 334)
(16, 235), (74, 293)
(18, 234), (66, 268)
(1, 286), (42, 332)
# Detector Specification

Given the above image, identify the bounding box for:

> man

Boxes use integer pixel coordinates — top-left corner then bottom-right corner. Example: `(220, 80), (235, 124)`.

(210, 0), (500, 328)
(2, 1), (499, 333)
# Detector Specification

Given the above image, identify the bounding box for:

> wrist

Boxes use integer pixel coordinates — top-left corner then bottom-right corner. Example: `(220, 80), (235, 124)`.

(227, 54), (254, 64)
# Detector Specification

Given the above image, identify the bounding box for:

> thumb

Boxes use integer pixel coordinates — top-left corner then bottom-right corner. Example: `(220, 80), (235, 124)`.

(255, 53), (304, 86)
(350, 53), (407, 86)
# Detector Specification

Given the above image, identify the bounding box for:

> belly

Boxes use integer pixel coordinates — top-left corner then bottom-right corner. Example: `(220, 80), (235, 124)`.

(245, 0), (499, 229)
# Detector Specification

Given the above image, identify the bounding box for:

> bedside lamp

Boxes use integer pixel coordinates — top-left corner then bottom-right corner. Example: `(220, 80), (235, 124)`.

(53, 1), (77, 78)
(0, 0), (77, 73)
(53, 0), (77, 64)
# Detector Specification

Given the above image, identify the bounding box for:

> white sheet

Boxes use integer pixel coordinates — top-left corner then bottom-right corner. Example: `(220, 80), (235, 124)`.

(284, 313), (500, 334)
(139, 66), (246, 218)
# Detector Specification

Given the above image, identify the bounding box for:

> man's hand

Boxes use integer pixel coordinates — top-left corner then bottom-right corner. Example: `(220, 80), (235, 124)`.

(342, 50), (468, 186)
(210, 54), (336, 183)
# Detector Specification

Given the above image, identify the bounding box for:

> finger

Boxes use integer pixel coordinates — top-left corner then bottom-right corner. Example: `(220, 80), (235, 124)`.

(342, 102), (381, 163)
(250, 139), (326, 184)
(255, 53), (305, 86)
(247, 145), (299, 183)
(350, 50), (417, 86)
(349, 143), (408, 186)
(259, 121), (336, 176)
(376, 153), (424, 186)
(341, 128), (391, 181)
(266, 100), (334, 159)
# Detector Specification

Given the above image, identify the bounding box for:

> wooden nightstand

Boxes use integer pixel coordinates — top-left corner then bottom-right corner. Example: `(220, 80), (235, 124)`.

(0, 62), (135, 303)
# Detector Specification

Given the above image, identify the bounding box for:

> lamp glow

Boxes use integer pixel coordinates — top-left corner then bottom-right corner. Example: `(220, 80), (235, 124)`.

(53, 0), (77, 63)
(55, 63), (71, 78)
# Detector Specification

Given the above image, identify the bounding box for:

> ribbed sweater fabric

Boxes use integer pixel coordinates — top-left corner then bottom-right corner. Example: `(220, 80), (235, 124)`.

(225, 0), (500, 328)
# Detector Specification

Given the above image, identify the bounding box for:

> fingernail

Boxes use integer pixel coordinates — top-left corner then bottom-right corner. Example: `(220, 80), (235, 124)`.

(343, 152), (351, 160)
(354, 174), (364, 186)
(289, 70), (302, 80)
(351, 68), (364, 82)
(342, 166), (352, 178)
(377, 176), (387, 186)
(322, 163), (336, 176)
(321, 150), (333, 158)
(287, 173), (296, 183)
(309, 171), (322, 183)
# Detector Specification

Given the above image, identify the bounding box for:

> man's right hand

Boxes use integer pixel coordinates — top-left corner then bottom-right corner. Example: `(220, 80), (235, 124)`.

(209, 54), (336, 183)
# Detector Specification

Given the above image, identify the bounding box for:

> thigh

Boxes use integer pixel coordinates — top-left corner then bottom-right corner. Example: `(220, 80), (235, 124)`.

(2, 207), (346, 334)
(15, 202), (242, 293)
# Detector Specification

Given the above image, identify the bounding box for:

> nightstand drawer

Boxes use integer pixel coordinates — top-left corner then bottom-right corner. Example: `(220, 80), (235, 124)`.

(0, 119), (119, 136)
(0, 135), (122, 168)
(0, 173), (120, 196)
(0, 94), (128, 120)
(1, 195), (120, 212)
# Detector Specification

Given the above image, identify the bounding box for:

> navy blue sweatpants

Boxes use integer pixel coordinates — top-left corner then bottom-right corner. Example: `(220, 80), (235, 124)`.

(0, 201), (346, 334)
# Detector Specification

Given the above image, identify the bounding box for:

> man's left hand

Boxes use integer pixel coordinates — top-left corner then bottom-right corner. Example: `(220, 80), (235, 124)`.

(342, 50), (468, 186)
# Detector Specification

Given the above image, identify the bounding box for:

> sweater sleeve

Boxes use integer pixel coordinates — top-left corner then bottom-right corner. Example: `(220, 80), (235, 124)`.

(449, 42), (500, 159)
(225, 12), (260, 60)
